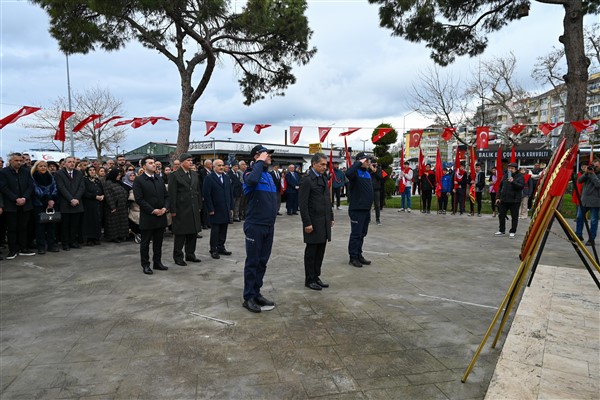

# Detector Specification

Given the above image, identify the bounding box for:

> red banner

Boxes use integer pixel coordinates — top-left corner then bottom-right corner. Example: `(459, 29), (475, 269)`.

(318, 127), (331, 143)
(73, 113), (102, 132)
(538, 122), (563, 135)
(54, 111), (75, 142)
(254, 124), (271, 134)
(204, 121), (218, 136)
(290, 126), (302, 145)
(94, 116), (122, 129)
(0, 106), (41, 129)
(476, 126), (490, 149)
(339, 127), (360, 137)
(442, 127), (455, 141)
(373, 128), (392, 143)
(409, 129), (423, 148)
(232, 123), (244, 133)
(570, 119), (599, 133)
(509, 123), (526, 135)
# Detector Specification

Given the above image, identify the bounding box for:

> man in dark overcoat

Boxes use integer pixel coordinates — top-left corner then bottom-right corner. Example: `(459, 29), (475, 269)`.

(269, 162), (283, 215)
(169, 153), (202, 265)
(55, 156), (85, 250)
(134, 156), (170, 275)
(203, 159), (234, 259)
(285, 164), (300, 215)
(299, 153), (334, 290)
(0, 152), (35, 259)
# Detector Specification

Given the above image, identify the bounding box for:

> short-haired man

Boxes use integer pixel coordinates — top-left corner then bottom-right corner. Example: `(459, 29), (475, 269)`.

(203, 159), (234, 258)
(242, 145), (277, 313)
(55, 156), (85, 250)
(398, 161), (413, 212)
(299, 153), (334, 290)
(495, 162), (524, 238)
(238, 161), (248, 219)
(199, 159), (213, 229)
(331, 161), (345, 210)
(0, 153), (35, 258)
(169, 153), (202, 265)
(575, 160), (600, 246)
(471, 163), (486, 216)
(284, 164), (300, 215)
(269, 162), (283, 215)
(116, 155), (127, 169)
(133, 156), (170, 275)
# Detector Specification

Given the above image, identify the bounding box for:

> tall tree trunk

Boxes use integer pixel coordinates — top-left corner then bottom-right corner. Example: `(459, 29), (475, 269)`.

(560, 0), (589, 148)
(175, 73), (194, 161)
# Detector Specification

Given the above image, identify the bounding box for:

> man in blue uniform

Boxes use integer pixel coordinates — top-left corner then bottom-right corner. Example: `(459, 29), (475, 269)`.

(242, 145), (278, 313)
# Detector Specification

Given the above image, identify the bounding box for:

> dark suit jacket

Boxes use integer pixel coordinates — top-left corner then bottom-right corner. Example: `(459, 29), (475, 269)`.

(168, 168), (202, 234)
(202, 172), (234, 224)
(0, 166), (34, 212)
(299, 169), (334, 244)
(54, 168), (85, 213)
(285, 171), (300, 194)
(133, 173), (170, 230)
(270, 169), (283, 191)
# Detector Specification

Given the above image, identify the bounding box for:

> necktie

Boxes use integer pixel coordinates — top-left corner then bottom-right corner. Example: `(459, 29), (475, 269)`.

(187, 172), (191, 180)
(68, 171), (73, 179)
(220, 175), (223, 184)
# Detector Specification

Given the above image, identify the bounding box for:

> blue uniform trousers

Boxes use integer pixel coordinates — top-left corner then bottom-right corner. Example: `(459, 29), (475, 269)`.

(243, 222), (274, 300)
(348, 209), (370, 259)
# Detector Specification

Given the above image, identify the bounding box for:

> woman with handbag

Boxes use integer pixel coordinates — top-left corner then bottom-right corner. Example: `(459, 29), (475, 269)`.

(31, 160), (59, 254)
(82, 166), (104, 245)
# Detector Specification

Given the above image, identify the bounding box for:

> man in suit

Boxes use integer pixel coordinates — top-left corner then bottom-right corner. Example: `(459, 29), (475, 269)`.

(199, 159), (212, 229)
(169, 153), (202, 266)
(269, 162), (283, 215)
(55, 156), (85, 250)
(0, 152), (35, 259)
(228, 163), (243, 222)
(284, 164), (300, 215)
(133, 156), (170, 275)
(299, 153), (334, 290)
(203, 159), (234, 259)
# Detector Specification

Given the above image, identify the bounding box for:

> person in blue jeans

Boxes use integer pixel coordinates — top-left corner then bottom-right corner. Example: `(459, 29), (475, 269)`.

(575, 161), (600, 246)
(398, 161), (413, 212)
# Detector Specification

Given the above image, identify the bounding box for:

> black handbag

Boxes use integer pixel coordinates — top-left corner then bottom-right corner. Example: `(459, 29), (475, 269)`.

(39, 208), (62, 224)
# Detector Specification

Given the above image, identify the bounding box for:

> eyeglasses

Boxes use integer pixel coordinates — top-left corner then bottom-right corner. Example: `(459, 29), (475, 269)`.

(127, 168), (135, 171)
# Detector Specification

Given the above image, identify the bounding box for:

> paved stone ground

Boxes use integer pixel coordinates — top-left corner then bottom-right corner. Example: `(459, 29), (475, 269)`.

(0, 205), (589, 399)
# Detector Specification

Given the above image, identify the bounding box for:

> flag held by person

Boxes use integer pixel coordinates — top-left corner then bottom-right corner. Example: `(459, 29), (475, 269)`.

(435, 148), (443, 199)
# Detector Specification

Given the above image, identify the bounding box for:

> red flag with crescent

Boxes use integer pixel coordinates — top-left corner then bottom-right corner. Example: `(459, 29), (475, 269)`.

(418, 147), (425, 177)
(398, 146), (406, 194)
(538, 122), (563, 135)
(204, 121), (218, 136)
(130, 116), (170, 128)
(290, 126), (302, 145)
(509, 123), (526, 135)
(511, 146), (516, 163)
(493, 146), (503, 192)
(318, 127), (331, 143)
(114, 118), (135, 127)
(54, 111), (75, 141)
(409, 129), (423, 148)
(0, 106), (41, 129)
(570, 119), (599, 133)
(435, 148), (443, 199)
(94, 116), (122, 129)
(475, 126), (490, 149)
(373, 128), (392, 143)
(73, 114), (102, 132)
(442, 127), (455, 141)
(254, 124), (271, 134)
(339, 127), (360, 137)
(232, 123), (244, 133)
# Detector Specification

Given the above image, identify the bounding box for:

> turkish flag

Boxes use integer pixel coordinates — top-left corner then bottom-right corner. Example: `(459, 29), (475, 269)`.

(232, 123), (244, 133)
(254, 124), (271, 134)
(493, 146), (503, 193)
(418, 147), (425, 177)
(538, 122), (563, 135)
(54, 111), (75, 142)
(509, 123), (526, 135)
(318, 127), (331, 143)
(409, 129), (423, 148)
(398, 146), (405, 194)
(549, 146), (578, 197)
(339, 127), (360, 137)
(94, 116), (122, 129)
(290, 126), (302, 144)
(73, 113), (102, 132)
(373, 128), (392, 143)
(475, 126), (490, 149)
(114, 118), (136, 127)
(570, 119), (599, 133)
(204, 121), (218, 136)
(435, 148), (443, 199)
(442, 127), (455, 141)
(0, 106), (41, 129)
(511, 146), (516, 163)
(469, 146), (477, 203)
(130, 116), (170, 128)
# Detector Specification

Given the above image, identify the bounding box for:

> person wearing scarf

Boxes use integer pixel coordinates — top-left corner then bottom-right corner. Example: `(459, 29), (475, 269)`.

(31, 160), (59, 254)
(82, 166), (104, 245)
(103, 168), (129, 243)
(519, 168), (533, 219)
(452, 164), (469, 215)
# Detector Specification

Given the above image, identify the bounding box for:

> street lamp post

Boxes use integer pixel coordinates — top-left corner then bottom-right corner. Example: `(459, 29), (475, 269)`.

(360, 139), (369, 152)
(402, 109), (420, 145)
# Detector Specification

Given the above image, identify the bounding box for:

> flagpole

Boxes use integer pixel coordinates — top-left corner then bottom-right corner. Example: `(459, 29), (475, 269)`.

(65, 54), (75, 156)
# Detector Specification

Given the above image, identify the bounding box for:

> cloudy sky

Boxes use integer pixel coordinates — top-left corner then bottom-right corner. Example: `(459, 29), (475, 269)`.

(0, 0), (590, 159)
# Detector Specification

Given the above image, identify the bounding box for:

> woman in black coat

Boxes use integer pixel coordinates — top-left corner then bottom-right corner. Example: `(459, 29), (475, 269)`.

(82, 166), (104, 245)
(103, 168), (129, 243)
(298, 153), (334, 290)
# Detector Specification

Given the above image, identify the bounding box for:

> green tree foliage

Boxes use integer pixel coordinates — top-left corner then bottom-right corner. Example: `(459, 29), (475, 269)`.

(33, 0), (316, 157)
(371, 123), (397, 198)
(368, 0), (599, 147)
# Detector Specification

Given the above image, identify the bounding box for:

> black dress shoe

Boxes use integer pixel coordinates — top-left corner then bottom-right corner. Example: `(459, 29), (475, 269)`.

(185, 256), (201, 262)
(70, 242), (81, 249)
(153, 263), (168, 270)
(349, 258), (363, 268)
(174, 260), (187, 266)
(48, 246), (60, 253)
(292, 212), (299, 215)
(62, 245), (70, 251)
(316, 279), (329, 288)
(210, 252), (220, 259)
(305, 282), (322, 291)
(277, 212), (282, 215)
(143, 266), (153, 275)
(243, 298), (261, 313)
(218, 250), (232, 256)
(255, 295), (275, 307)
(358, 255), (371, 265)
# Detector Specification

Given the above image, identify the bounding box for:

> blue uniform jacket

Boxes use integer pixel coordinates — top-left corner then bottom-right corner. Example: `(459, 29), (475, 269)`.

(243, 161), (277, 225)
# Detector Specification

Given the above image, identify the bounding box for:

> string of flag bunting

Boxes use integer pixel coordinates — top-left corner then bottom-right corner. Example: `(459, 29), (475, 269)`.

(0, 105), (598, 145)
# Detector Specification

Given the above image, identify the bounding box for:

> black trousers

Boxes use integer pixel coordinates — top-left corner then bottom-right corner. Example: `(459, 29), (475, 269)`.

(439, 193), (448, 211)
(209, 222), (229, 252)
(455, 189), (466, 213)
(373, 190), (381, 221)
(332, 187), (341, 208)
(61, 212), (82, 246)
(348, 209), (370, 259)
(304, 242), (327, 285)
(140, 227), (164, 267)
(422, 190), (432, 211)
(498, 201), (520, 233)
(5, 209), (32, 254)
(173, 233), (197, 261)
(286, 192), (298, 214)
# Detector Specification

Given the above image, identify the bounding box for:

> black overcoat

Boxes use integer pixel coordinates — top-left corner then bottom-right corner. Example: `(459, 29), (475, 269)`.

(55, 169), (85, 214)
(299, 169), (334, 244)
(0, 166), (34, 212)
(133, 173), (170, 230)
(168, 168), (202, 234)
(203, 172), (234, 224)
